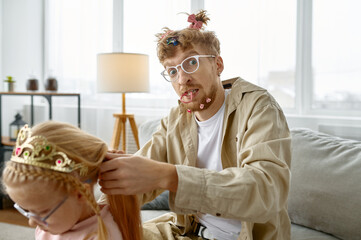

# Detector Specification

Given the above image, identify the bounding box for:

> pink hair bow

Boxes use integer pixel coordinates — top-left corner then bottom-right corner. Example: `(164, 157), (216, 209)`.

(161, 30), (173, 40)
(188, 14), (203, 30)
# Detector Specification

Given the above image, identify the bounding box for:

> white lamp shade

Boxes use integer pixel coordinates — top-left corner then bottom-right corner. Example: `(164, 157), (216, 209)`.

(97, 53), (149, 93)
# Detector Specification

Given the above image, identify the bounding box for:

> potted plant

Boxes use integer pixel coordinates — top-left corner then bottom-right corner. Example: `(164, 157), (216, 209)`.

(4, 76), (15, 92)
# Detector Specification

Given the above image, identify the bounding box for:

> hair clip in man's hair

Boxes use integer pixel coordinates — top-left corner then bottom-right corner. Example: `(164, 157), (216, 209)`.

(161, 30), (173, 40)
(188, 14), (203, 30)
(166, 36), (179, 46)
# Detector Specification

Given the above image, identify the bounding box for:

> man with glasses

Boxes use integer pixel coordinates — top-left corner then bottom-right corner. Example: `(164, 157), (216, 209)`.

(100, 11), (291, 240)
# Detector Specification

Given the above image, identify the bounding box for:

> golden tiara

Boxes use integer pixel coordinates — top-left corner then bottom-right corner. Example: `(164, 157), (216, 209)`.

(11, 125), (88, 176)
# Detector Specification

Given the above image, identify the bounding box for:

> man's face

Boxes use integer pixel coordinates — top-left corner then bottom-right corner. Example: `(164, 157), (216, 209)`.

(162, 45), (224, 112)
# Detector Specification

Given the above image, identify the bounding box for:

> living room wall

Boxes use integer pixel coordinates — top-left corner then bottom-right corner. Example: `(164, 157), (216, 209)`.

(1, 0), (43, 137)
(1, 0), (361, 145)
(1, 0), (43, 91)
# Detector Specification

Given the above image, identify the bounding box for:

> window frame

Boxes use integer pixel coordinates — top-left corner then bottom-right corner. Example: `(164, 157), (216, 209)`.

(44, 0), (361, 118)
(295, 0), (361, 117)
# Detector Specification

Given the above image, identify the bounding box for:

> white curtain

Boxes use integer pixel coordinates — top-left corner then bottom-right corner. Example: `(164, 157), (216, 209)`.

(45, 0), (113, 104)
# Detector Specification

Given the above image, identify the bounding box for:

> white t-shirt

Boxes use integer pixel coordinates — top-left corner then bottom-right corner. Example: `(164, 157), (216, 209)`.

(195, 90), (241, 240)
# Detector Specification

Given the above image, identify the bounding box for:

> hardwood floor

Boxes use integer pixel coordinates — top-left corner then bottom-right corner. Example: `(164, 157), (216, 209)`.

(0, 207), (32, 227)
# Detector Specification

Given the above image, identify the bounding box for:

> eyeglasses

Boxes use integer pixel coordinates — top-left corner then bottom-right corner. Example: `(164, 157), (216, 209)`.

(161, 55), (216, 82)
(14, 196), (68, 227)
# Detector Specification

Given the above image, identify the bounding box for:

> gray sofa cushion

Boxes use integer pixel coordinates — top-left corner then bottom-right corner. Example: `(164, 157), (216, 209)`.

(141, 191), (170, 210)
(291, 224), (339, 240)
(289, 128), (361, 240)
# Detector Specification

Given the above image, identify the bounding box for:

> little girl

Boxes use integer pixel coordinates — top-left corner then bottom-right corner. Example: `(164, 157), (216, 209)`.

(1, 121), (142, 240)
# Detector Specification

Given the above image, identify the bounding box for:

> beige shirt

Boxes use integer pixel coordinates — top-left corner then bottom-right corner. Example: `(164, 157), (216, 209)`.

(137, 77), (291, 240)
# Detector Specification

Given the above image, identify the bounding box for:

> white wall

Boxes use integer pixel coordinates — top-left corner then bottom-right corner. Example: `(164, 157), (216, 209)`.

(2, 0), (43, 88)
(1, 0), (43, 136)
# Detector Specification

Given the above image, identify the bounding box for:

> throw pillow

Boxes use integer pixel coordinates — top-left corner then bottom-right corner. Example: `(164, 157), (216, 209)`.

(289, 128), (361, 240)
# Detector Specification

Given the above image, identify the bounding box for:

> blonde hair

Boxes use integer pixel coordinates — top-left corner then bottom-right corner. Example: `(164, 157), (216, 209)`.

(2, 121), (142, 240)
(156, 10), (220, 63)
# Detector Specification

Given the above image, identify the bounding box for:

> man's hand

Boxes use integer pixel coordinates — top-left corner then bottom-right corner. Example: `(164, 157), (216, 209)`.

(107, 149), (125, 154)
(99, 152), (178, 195)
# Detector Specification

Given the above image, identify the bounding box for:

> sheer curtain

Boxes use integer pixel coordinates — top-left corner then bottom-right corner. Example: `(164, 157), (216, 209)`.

(205, 0), (297, 109)
(122, 0), (191, 109)
(45, 0), (113, 105)
(45, 0), (191, 109)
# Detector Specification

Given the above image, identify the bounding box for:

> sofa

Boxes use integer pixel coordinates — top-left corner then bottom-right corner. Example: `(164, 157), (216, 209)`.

(1, 120), (360, 240)
(138, 119), (361, 240)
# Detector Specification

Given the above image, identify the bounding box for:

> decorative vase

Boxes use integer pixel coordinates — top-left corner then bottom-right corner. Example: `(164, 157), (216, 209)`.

(26, 78), (39, 91)
(7, 82), (15, 92)
(45, 77), (58, 91)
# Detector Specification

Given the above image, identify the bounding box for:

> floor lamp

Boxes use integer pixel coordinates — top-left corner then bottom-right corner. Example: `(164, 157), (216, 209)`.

(97, 53), (149, 152)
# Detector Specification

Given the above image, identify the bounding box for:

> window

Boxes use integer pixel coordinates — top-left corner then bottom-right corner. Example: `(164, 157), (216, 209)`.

(46, 0), (113, 103)
(122, 0), (191, 108)
(45, 0), (361, 117)
(311, 0), (361, 112)
(205, 0), (297, 109)
(46, 0), (190, 108)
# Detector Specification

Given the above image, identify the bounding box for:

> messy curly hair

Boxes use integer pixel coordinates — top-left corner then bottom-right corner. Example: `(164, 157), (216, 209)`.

(156, 10), (221, 64)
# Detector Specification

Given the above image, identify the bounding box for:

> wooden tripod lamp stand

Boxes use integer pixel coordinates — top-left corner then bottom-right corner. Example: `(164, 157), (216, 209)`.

(97, 53), (149, 152)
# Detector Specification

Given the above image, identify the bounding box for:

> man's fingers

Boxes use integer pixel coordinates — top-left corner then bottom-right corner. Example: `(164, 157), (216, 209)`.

(99, 179), (124, 189)
(99, 170), (120, 181)
(100, 159), (120, 173)
(100, 187), (126, 196)
(104, 152), (119, 160)
(107, 149), (125, 154)
(101, 154), (134, 172)
(99, 155), (166, 195)
(100, 183), (135, 195)
(104, 152), (133, 160)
